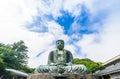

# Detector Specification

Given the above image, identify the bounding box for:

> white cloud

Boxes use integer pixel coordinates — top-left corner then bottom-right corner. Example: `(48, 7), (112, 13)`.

(0, 0), (68, 68)
(76, 0), (120, 62)
(0, 0), (56, 67)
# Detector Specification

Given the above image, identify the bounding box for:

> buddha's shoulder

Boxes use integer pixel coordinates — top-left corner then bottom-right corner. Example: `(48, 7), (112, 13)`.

(50, 49), (71, 53)
(50, 50), (54, 53)
(64, 49), (71, 53)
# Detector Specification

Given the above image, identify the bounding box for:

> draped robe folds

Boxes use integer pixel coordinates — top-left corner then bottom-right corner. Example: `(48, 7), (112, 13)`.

(35, 49), (87, 73)
(48, 49), (73, 66)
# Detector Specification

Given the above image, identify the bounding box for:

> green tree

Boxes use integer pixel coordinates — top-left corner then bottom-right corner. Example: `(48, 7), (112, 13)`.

(0, 40), (34, 77)
(0, 58), (6, 76)
(0, 43), (8, 76)
(21, 66), (35, 73)
(0, 43), (20, 69)
(74, 58), (102, 73)
(12, 40), (29, 65)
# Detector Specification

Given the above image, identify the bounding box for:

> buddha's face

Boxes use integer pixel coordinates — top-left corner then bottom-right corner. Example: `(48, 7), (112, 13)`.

(56, 40), (64, 50)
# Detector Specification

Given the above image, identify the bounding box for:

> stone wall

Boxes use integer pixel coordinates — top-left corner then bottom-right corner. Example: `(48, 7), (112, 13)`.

(27, 73), (93, 79)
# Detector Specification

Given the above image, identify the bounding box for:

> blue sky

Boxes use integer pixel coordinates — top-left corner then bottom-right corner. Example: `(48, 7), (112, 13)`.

(0, 0), (120, 68)
(26, 2), (107, 58)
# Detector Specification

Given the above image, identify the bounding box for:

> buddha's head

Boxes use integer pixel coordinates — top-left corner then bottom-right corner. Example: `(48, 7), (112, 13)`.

(56, 40), (64, 50)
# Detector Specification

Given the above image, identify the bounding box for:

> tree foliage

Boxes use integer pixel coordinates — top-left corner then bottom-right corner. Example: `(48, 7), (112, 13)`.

(74, 58), (102, 73)
(0, 40), (34, 77)
(12, 40), (29, 65)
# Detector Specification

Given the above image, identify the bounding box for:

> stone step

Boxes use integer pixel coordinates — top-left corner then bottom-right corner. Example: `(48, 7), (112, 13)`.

(27, 73), (94, 79)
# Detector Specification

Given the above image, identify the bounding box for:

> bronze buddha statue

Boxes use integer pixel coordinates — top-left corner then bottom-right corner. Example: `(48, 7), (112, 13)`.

(35, 40), (87, 73)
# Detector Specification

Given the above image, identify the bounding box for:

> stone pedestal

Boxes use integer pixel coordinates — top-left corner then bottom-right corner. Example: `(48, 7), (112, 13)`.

(27, 73), (93, 79)
(54, 75), (68, 79)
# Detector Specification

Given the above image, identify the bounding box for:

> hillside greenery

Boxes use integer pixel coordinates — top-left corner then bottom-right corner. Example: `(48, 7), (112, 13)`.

(74, 58), (102, 73)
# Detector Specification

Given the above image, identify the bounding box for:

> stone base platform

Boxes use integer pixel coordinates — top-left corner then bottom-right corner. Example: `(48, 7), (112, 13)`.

(27, 73), (93, 79)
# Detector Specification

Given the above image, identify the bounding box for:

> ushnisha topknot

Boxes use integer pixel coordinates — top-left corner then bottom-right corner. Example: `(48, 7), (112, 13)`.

(56, 39), (64, 43)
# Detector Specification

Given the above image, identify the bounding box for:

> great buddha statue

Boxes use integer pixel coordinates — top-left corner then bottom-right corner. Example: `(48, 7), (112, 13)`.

(35, 40), (87, 74)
